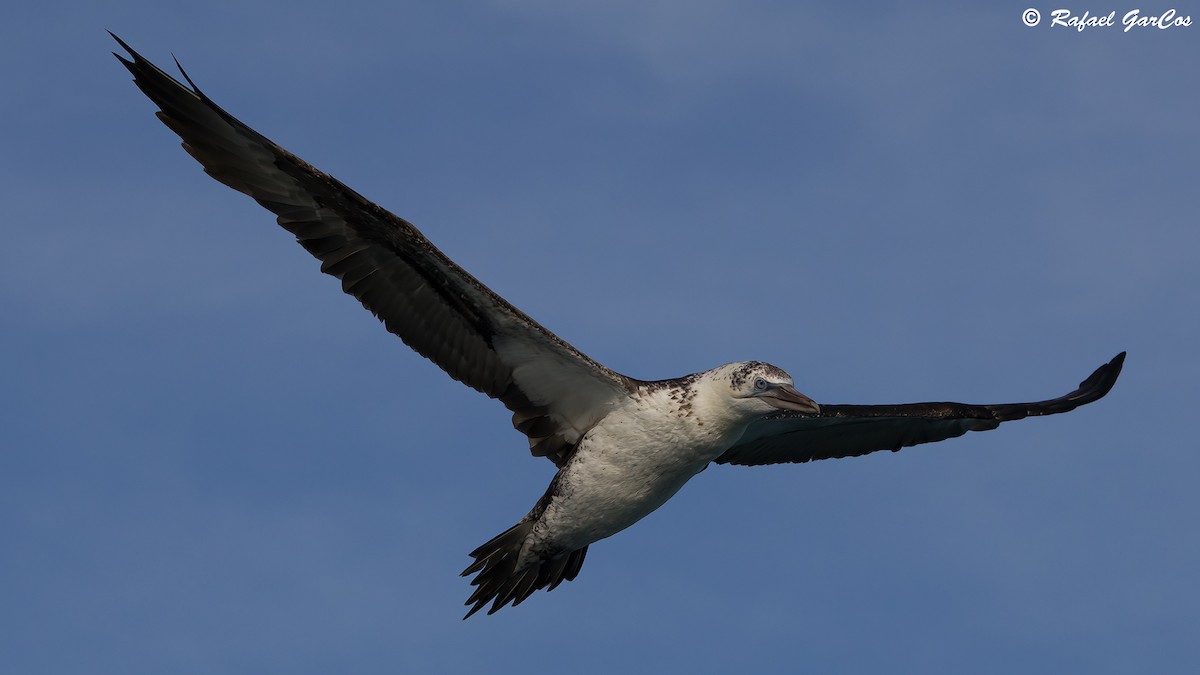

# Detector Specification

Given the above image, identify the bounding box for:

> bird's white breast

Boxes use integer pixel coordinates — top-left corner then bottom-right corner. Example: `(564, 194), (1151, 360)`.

(526, 382), (751, 557)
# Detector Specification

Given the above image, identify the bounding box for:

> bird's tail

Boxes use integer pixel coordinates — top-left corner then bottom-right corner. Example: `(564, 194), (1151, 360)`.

(460, 519), (587, 618)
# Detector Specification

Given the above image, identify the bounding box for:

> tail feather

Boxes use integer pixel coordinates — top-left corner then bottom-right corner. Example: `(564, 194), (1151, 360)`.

(461, 520), (588, 618)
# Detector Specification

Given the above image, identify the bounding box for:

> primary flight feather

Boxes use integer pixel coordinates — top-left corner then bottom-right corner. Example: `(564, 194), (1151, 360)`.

(112, 34), (1124, 618)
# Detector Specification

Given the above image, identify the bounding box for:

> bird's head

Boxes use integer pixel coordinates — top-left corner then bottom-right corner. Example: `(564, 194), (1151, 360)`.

(716, 361), (820, 417)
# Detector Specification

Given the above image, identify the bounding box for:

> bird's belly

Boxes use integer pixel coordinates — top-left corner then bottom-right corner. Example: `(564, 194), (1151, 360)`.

(531, 415), (732, 554)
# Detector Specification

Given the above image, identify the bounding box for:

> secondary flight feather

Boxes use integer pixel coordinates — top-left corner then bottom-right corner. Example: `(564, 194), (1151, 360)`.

(112, 35), (1124, 618)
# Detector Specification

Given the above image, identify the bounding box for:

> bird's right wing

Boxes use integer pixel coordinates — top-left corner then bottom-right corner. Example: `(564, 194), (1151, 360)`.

(113, 35), (634, 466)
(715, 353), (1124, 466)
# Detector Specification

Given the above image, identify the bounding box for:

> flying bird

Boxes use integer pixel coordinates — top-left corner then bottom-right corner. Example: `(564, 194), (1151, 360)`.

(112, 35), (1125, 618)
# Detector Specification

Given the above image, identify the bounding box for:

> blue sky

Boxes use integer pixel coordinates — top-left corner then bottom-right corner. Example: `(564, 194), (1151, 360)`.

(4, 1), (1198, 672)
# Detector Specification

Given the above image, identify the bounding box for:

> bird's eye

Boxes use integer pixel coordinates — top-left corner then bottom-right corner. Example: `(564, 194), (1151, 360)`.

(753, 377), (768, 391)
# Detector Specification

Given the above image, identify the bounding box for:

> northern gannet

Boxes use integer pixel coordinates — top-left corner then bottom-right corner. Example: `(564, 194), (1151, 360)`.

(112, 35), (1125, 618)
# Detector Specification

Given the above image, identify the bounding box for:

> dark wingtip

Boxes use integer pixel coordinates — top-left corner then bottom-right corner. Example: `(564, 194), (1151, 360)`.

(108, 31), (139, 60)
(1107, 351), (1126, 382)
(985, 351), (1126, 422)
(1053, 351), (1126, 410)
(1084, 351), (1126, 400)
(108, 33), (203, 97)
(109, 32), (139, 70)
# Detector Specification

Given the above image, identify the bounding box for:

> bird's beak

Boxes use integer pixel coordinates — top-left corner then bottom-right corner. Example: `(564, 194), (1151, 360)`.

(762, 384), (821, 414)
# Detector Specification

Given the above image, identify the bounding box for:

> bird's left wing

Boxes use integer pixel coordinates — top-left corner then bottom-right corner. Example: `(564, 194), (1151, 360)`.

(715, 353), (1124, 466)
(112, 35), (634, 466)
